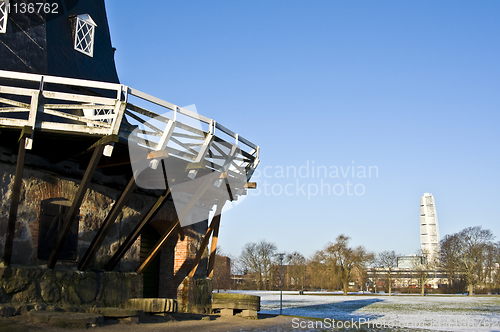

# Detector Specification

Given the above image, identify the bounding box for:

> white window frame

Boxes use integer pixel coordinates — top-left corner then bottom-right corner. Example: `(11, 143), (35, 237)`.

(0, 0), (8, 34)
(73, 14), (97, 57)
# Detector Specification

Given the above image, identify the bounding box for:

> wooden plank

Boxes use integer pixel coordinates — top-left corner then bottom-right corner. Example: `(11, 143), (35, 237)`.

(43, 109), (112, 128)
(156, 119), (176, 151)
(42, 91), (116, 106)
(43, 104), (115, 110)
(207, 218), (221, 278)
(83, 135), (119, 155)
(147, 150), (169, 160)
(127, 87), (212, 124)
(0, 85), (38, 97)
(174, 121), (205, 137)
(186, 161), (206, 170)
(124, 110), (163, 134)
(111, 100), (127, 136)
(1, 126), (32, 266)
(187, 133), (214, 179)
(171, 132), (205, 140)
(244, 182), (257, 189)
(127, 103), (171, 124)
(25, 91), (40, 150)
(196, 199), (225, 278)
(0, 108), (29, 113)
(39, 122), (111, 135)
(0, 97), (30, 109)
(27, 91), (40, 129)
(0, 118), (29, 127)
(208, 200), (224, 278)
(78, 176), (137, 271)
(47, 144), (105, 269)
(104, 188), (172, 271)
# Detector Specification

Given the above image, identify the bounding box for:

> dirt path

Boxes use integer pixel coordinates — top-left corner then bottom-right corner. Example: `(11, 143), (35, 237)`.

(1, 313), (298, 332)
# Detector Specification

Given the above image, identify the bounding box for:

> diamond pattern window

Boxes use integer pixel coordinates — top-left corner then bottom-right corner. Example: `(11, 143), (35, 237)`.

(0, 0), (8, 34)
(74, 14), (97, 57)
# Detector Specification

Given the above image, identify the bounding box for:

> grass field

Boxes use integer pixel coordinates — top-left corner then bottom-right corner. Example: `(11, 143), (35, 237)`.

(224, 291), (500, 331)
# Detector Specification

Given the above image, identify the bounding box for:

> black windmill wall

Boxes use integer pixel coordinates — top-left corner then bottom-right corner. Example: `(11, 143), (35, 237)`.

(0, 0), (119, 83)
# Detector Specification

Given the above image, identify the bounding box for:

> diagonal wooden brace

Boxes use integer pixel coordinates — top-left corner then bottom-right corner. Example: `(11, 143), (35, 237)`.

(1, 126), (32, 267)
(78, 176), (137, 271)
(104, 187), (172, 271)
(47, 142), (106, 269)
(189, 197), (225, 279)
(135, 174), (218, 275)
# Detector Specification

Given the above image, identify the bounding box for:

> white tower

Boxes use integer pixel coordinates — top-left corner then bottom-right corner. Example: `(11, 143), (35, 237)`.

(420, 193), (440, 262)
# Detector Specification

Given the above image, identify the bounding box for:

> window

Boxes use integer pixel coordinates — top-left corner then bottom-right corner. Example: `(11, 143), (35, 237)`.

(0, 0), (8, 34)
(38, 199), (79, 261)
(74, 14), (96, 57)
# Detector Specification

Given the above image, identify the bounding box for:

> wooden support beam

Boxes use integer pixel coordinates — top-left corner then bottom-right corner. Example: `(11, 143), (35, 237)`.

(78, 176), (137, 271)
(1, 126), (32, 266)
(104, 187), (172, 271)
(135, 175), (218, 275)
(47, 144), (105, 269)
(206, 197), (226, 278)
(207, 218), (221, 278)
(187, 221), (215, 279)
(81, 135), (119, 156)
(135, 220), (179, 275)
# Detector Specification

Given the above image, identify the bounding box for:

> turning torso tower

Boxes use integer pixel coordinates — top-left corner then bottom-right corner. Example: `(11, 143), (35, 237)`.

(420, 193), (440, 262)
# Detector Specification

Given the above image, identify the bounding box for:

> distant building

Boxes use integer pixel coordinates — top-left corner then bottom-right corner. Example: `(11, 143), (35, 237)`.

(420, 193), (440, 262)
(397, 255), (425, 269)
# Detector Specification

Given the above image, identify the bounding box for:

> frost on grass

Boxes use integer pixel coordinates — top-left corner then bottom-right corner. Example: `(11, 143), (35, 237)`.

(222, 291), (500, 331)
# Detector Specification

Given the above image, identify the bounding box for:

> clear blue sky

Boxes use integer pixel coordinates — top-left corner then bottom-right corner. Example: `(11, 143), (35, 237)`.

(105, 1), (500, 258)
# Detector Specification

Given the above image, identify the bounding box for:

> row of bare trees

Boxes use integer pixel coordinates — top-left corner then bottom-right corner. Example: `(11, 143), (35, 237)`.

(235, 235), (374, 294)
(218, 226), (499, 296)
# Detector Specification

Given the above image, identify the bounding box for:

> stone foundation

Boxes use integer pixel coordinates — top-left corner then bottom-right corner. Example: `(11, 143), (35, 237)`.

(0, 267), (141, 307)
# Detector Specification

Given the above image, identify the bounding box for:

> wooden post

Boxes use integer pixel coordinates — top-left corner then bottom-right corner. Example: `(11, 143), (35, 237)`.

(78, 176), (137, 271)
(104, 188), (172, 271)
(47, 144), (105, 269)
(189, 198), (225, 279)
(207, 214), (222, 277)
(1, 126), (32, 266)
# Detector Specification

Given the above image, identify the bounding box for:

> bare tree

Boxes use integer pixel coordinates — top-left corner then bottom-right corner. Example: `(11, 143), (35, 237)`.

(286, 251), (307, 291)
(439, 233), (462, 289)
(377, 251), (399, 296)
(239, 240), (277, 290)
(456, 226), (495, 296)
(308, 250), (334, 291)
(324, 235), (375, 295)
(412, 250), (436, 296)
(494, 242), (500, 290)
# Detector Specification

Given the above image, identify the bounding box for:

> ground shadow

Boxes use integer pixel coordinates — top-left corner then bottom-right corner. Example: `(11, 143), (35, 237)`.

(262, 298), (385, 321)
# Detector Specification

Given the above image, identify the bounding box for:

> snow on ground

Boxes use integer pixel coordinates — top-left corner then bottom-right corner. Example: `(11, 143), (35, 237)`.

(220, 290), (500, 331)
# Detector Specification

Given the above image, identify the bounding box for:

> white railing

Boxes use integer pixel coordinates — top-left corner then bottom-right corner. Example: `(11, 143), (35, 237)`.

(0, 70), (259, 179)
